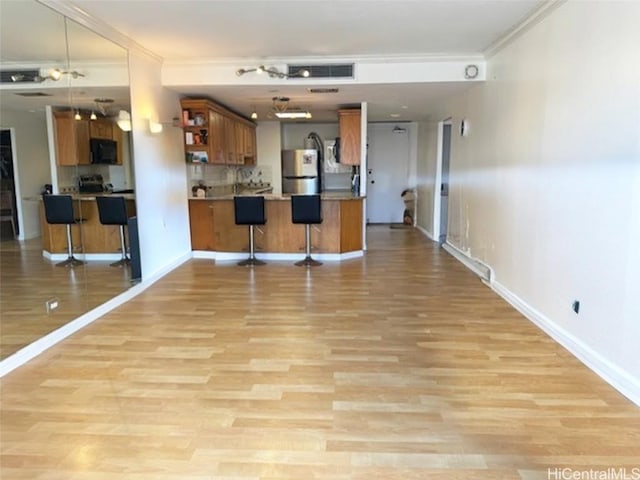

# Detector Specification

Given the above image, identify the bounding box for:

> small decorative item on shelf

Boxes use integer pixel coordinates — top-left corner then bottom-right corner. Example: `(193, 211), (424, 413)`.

(185, 131), (194, 145)
(193, 133), (202, 144)
(182, 110), (190, 125)
(200, 129), (208, 144)
(194, 113), (205, 126)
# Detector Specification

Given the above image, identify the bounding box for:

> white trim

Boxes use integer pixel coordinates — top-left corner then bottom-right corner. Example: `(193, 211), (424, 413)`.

(490, 280), (640, 407)
(416, 224), (435, 242)
(43, 251), (123, 262)
(6, 128), (25, 240)
(442, 241), (492, 282)
(360, 102), (368, 251)
(192, 250), (364, 262)
(483, 0), (566, 59)
(0, 252), (190, 378)
(45, 106), (58, 194)
(433, 119), (452, 240)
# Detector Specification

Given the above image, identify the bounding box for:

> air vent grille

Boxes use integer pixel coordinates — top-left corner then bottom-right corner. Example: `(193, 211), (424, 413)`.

(1, 69), (41, 83)
(15, 92), (52, 97)
(288, 64), (354, 79)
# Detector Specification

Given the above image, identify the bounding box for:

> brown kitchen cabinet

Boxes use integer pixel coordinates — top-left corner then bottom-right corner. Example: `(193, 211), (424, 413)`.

(89, 120), (113, 140)
(180, 98), (256, 166)
(189, 197), (362, 254)
(53, 110), (91, 166)
(338, 108), (362, 165)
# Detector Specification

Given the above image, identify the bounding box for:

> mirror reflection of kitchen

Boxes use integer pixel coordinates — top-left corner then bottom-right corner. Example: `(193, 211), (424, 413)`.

(0, 0), (136, 360)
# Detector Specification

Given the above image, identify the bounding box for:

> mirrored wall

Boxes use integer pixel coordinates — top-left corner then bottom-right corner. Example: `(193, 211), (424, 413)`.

(0, 0), (135, 359)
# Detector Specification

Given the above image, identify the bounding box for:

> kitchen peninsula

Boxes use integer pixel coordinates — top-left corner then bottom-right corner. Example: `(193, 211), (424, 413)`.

(189, 193), (363, 257)
(39, 194), (136, 258)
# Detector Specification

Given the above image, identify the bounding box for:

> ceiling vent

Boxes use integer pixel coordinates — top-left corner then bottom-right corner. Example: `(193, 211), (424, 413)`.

(14, 92), (52, 97)
(287, 64), (354, 79)
(308, 88), (340, 94)
(1, 69), (42, 83)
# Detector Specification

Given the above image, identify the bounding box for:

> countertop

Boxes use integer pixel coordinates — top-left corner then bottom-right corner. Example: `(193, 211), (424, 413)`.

(191, 190), (364, 201)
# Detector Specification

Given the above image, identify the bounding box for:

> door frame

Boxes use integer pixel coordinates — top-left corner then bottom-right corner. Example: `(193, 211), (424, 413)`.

(432, 118), (452, 241)
(2, 128), (25, 240)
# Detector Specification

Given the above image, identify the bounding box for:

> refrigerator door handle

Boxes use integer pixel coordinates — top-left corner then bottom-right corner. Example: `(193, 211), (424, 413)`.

(284, 175), (317, 180)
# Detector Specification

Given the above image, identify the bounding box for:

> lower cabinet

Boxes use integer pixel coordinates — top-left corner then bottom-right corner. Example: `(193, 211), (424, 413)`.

(188, 198), (363, 254)
(40, 198), (136, 254)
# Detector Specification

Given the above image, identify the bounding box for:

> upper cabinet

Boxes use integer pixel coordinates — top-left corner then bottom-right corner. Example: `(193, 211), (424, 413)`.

(181, 98), (256, 166)
(53, 112), (123, 166)
(53, 111), (91, 166)
(338, 109), (362, 165)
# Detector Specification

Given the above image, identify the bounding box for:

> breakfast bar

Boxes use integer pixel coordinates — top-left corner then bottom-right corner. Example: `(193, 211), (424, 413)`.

(39, 195), (136, 258)
(189, 193), (363, 257)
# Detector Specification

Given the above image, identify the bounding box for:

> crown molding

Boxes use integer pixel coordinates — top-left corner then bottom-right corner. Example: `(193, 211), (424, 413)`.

(483, 0), (566, 58)
(37, 0), (163, 63)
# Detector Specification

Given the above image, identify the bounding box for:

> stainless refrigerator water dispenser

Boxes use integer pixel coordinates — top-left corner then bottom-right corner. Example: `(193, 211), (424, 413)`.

(281, 149), (320, 194)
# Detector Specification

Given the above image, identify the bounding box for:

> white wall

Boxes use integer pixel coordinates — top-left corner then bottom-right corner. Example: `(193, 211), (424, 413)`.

(1, 111), (52, 240)
(419, 1), (640, 401)
(129, 50), (191, 279)
(416, 121), (438, 237)
(281, 123), (339, 150)
(256, 121), (282, 195)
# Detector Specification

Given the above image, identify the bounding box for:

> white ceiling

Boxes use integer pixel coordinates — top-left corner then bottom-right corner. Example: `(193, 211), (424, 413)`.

(1, 0), (545, 122)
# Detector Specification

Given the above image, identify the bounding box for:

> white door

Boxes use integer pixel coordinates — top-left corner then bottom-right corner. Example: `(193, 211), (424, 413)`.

(366, 124), (410, 224)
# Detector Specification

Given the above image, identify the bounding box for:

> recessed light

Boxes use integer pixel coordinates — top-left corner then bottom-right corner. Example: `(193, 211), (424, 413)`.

(390, 113), (401, 118)
(401, 105), (408, 109)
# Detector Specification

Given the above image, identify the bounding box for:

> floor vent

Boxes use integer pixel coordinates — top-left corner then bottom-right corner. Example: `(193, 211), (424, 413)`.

(288, 64), (354, 79)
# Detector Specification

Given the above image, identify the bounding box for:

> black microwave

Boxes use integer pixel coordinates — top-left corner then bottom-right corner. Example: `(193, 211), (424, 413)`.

(90, 138), (118, 164)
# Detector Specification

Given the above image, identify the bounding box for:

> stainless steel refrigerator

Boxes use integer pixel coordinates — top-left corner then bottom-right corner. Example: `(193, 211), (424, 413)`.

(281, 149), (320, 194)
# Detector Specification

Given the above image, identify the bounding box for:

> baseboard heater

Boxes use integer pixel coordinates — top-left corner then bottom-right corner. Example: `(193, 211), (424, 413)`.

(442, 242), (492, 283)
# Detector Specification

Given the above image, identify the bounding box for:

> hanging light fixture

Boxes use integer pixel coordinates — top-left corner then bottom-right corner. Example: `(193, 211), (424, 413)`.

(90, 111), (97, 120)
(236, 65), (309, 79)
(74, 110), (82, 121)
(270, 97), (312, 119)
(250, 106), (258, 120)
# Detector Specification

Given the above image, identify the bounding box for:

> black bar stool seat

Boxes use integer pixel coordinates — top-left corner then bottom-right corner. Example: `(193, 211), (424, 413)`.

(291, 194), (322, 267)
(42, 194), (85, 267)
(96, 196), (130, 267)
(234, 196), (266, 266)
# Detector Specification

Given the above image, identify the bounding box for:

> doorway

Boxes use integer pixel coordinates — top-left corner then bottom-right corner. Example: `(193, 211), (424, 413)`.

(433, 120), (452, 244)
(366, 124), (411, 224)
(0, 129), (19, 240)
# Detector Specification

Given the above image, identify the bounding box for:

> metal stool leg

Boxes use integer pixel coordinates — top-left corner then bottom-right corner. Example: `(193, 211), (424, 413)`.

(238, 225), (265, 266)
(110, 224), (130, 267)
(295, 224), (322, 267)
(56, 224), (84, 267)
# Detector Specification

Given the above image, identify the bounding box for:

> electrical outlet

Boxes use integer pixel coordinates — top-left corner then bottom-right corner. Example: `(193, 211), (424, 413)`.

(45, 297), (59, 313)
(572, 300), (580, 314)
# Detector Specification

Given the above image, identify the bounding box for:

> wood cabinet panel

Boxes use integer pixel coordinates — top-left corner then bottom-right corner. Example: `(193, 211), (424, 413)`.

(338, 109), (361, 166)
(40, 198), (136, 254)
(54, 111), (90, 166)
(181, 98), (256, 166)
(189, 198), (363, 254)
(188, 200), (215, 250)
(89, 120), (113, 140)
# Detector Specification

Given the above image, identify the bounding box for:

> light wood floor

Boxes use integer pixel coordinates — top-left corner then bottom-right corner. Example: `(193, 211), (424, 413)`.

(1, 226), (638, 479)
(0, 237), (133, 359)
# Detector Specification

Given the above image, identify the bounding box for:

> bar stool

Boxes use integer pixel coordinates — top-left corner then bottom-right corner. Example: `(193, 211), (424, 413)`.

(42, 194), (85, 267)
(291, 194), (322, 267)
(96, 196), (130, 267)
(234, 195), (266, 266)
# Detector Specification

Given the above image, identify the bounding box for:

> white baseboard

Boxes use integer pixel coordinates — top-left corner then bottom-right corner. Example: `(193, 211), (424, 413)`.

(416, 225), (435, 241)
(490, 281), (640, 407)
(0, 252), (191, 378)
(192, 250), (364, 262)
(43, 251), (122, 262)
